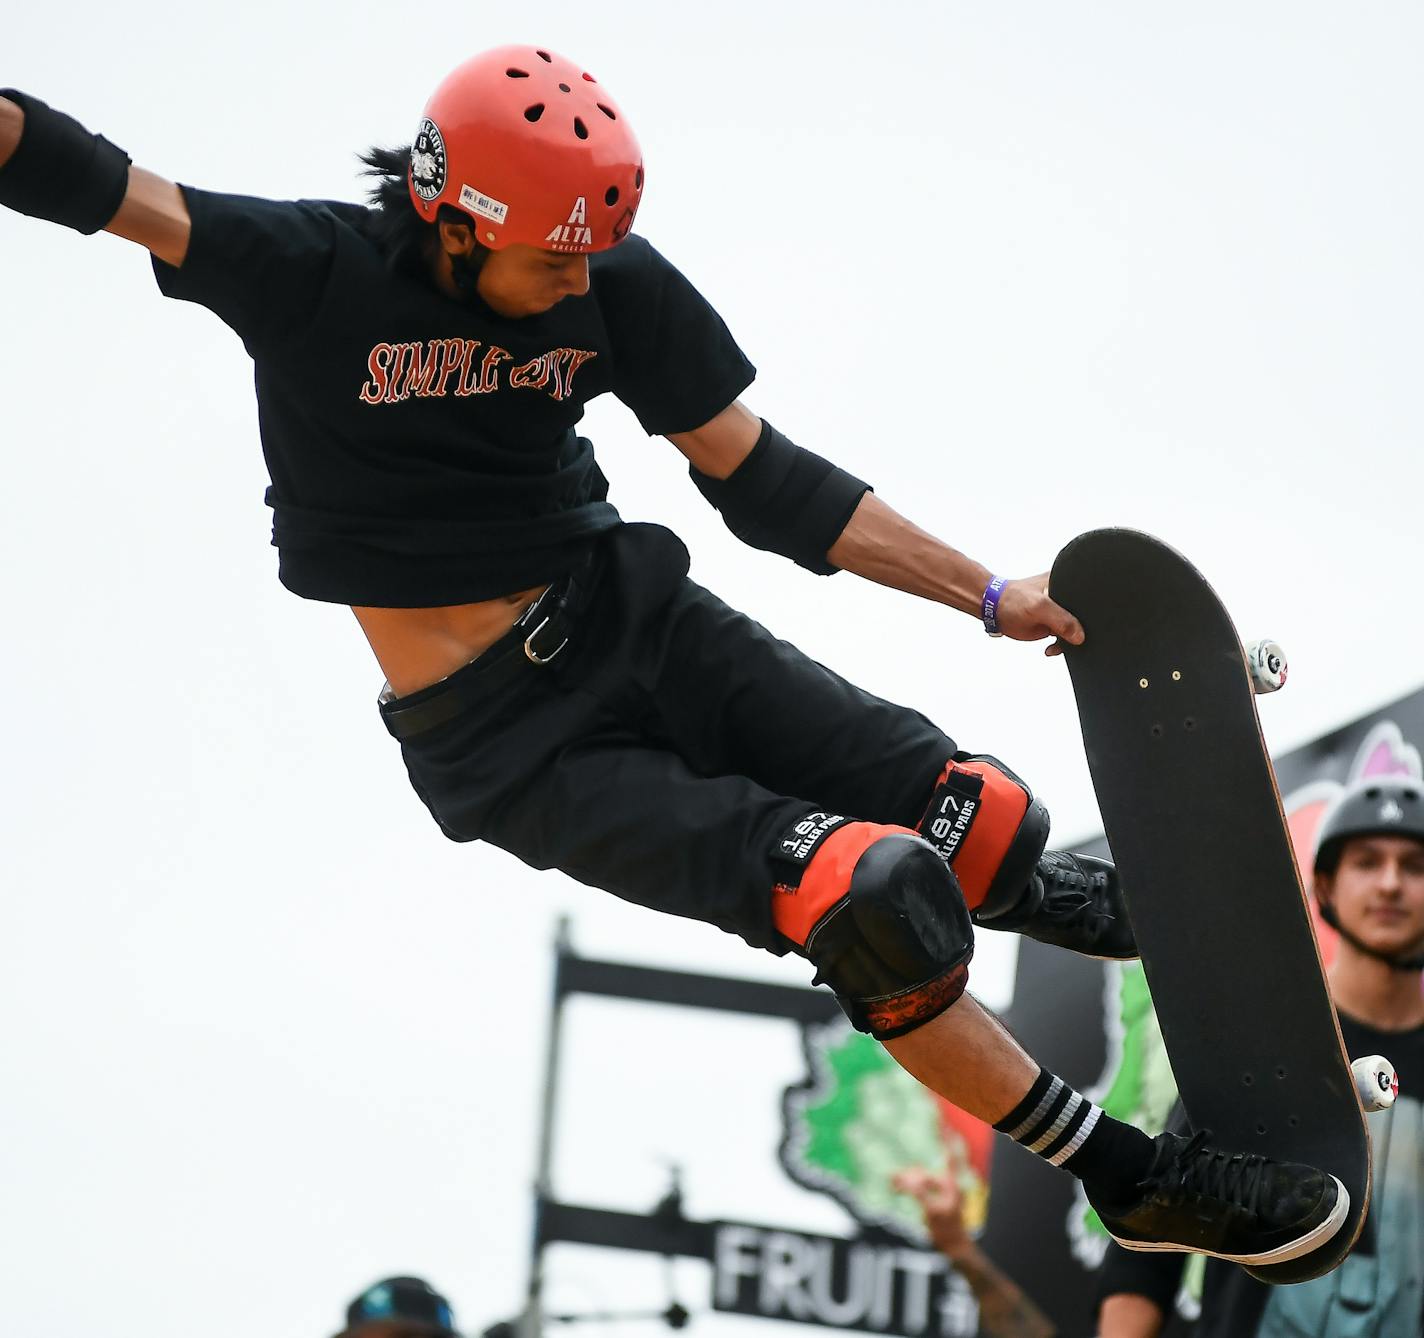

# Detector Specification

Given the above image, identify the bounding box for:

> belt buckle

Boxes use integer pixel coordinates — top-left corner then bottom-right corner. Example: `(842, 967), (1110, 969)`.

(523, 615), (568, 666)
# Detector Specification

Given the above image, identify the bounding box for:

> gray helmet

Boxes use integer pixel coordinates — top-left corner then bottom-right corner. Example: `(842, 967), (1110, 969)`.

(1313, 776), (1424, 874)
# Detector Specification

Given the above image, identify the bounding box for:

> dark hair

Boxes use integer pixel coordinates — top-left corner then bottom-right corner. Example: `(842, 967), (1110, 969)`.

(359, 144), (486, 287)
(359, 144), (431, 276)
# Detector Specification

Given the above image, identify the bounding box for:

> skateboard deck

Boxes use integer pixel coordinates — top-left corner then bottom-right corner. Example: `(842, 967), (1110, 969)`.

(1050, 528), (1369, 1284)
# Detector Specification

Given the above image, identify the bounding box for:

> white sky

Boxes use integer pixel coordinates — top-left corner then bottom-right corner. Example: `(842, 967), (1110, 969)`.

(3, 4), (1422, 1336)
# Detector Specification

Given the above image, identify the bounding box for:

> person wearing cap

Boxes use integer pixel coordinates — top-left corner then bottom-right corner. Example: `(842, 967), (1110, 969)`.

(0, 50), (1357, 1270)
(336, 1276), (459, 1338)
(1096, 775), (1424, 1336)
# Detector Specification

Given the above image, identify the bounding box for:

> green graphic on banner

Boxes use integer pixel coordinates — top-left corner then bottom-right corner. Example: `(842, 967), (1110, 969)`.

(782, 1023), (989, 1242)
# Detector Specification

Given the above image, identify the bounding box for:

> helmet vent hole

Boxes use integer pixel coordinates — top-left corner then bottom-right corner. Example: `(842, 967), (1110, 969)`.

(597, 103), (617, 120)
(506, 68), (530, 78)
(559, 82), (571, 93)
(605, 186), (620, 206)
(573, 117), (589, 140)
(536, 50), (553, 62)
(524, 104), (546, 123)
(635, 167), (644, 190)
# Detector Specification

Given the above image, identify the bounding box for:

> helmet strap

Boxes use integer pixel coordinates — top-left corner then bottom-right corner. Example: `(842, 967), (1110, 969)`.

(447, 245), (486, 302)
(1318, 898), (1424, 973)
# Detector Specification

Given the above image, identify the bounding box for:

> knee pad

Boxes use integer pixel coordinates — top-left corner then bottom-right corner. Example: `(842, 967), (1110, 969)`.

(916, 753), (1050, 917)
(771, 817), (973, 1040)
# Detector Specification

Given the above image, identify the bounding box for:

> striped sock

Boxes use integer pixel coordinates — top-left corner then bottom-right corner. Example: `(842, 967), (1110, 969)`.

(994, 1068), (1153, 1201)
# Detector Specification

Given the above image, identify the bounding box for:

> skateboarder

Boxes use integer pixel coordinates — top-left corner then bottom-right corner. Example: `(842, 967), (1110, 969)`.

(0, 46), (1349, 1268)
(1096, 775), (1424, 1334)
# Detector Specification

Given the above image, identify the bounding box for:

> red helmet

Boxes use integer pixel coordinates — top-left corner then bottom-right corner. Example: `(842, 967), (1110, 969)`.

(408, 45), (644, 253)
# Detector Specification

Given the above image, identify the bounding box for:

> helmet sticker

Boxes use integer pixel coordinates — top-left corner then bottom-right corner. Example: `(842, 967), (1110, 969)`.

(458, 184), (509, 226)
(410, 118), (447, 202)
(542, 197), (594, 250)
(544, 222), (594, 250)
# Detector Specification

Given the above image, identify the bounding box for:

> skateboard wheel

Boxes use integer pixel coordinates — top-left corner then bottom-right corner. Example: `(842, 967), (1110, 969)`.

(1351, 1054), (1399, 1112)
(1246, 639), (1288, 694)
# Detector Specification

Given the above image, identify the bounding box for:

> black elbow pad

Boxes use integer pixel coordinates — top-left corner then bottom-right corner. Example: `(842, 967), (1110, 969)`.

(689, 420), (870, 574)
(0, 90), (131, 234)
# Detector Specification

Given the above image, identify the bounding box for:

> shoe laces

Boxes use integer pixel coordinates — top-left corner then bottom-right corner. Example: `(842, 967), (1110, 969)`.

(1039, 857), (1098, 921)
(1155, 1129), (1267, 1218)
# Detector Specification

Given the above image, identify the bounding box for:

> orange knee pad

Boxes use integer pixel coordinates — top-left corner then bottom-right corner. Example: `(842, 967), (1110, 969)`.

(916, 754), (1050, 916)
(771, 816), (973, 1040)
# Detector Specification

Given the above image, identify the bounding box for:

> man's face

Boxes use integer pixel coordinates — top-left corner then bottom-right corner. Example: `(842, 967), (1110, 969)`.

(477, 242), (591, 317)
(1318, 834), (1424, 958)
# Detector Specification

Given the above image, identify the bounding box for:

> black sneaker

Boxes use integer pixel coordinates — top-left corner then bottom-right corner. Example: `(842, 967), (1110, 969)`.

(1088, 1129), (1349, 1266)
(973, 851), (1138, 959)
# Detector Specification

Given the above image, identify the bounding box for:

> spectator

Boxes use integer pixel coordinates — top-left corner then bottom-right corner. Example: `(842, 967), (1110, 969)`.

(335, 1276), (460, 1338)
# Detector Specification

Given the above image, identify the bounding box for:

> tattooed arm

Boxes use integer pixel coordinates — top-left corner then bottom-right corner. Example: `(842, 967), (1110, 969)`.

(894, 1164), (1055, 1338)
(944, 1244), (1056, 1338)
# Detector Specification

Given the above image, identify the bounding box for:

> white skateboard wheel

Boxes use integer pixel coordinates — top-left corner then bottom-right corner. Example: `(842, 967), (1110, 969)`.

(1247, 639), (1288, 694)
(1351, 1054), (1399, 1112)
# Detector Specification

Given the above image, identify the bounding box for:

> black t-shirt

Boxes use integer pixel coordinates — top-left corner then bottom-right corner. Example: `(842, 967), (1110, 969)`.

(152, 188), (756, 606)
(1097, 1010), (1424, 1336)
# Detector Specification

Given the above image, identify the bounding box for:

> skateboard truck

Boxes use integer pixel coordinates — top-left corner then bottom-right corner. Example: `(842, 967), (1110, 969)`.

(1246, 639), (1288, 695)
(1351, 1055), (1399, 1112)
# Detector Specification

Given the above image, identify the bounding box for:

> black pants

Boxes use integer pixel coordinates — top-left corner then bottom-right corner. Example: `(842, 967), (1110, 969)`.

(380, 524), (956, 952)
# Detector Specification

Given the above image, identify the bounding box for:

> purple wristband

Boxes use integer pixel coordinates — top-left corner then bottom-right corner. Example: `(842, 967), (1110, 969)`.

(981, 575), (1007, 636)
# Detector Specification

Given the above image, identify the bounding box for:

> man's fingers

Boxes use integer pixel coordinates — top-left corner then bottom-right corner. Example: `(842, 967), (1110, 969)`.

(894, 1164), (962, 1211)
(942, 1135), (967, 1179)
(1051, 603), (1085, 646)
(1003, 576), (1085, 650)
(893, 1166), (931, 1197)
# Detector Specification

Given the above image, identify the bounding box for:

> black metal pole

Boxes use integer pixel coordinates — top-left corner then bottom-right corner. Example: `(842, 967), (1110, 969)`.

(518, 916), (573, 1338)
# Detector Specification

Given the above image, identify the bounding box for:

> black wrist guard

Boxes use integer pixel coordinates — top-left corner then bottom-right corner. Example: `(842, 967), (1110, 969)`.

(0, 89), (131, 234)
(689, 420), (870, 575)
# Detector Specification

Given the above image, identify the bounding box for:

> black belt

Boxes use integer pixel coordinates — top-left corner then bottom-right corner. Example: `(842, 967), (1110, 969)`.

(380, 566), (585, 741)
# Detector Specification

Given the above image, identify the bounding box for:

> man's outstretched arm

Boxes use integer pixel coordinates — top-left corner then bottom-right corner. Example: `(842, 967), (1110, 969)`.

(668, 400), (1084, 654)
(0, 91), (190, 265)
(827, 492), (1082, 654)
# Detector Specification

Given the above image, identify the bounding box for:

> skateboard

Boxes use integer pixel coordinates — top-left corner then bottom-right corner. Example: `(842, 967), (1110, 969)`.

(1050, 528), (1381, 1285)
